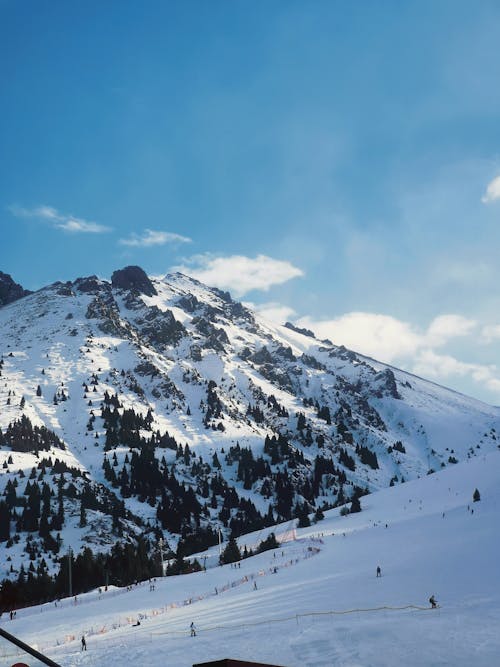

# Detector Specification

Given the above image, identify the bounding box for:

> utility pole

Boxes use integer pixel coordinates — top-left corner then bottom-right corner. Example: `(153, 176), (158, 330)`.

(159, 537), (165, 576)
(68, 546), (73, 598)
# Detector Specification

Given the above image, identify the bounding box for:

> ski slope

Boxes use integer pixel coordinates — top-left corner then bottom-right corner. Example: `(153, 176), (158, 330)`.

(3, 451), (500, 667)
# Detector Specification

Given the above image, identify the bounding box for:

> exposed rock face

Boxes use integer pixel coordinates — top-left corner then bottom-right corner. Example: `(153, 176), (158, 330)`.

(250, 346), (274, 365)
(111, 266), (157, 297)
(192, 316), (229, 352)
(177, 294), (200, 313)
(85, 292), (131, 338)
(284, 321), (315, 338)
(374, 368), (400, 400)
(140, 306), (186, 347)
(74, 276), (104, 294)
(0, 271), (31, 307)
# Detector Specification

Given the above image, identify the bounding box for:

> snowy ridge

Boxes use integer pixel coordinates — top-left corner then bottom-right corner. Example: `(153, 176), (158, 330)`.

(0, 266), (499, 582)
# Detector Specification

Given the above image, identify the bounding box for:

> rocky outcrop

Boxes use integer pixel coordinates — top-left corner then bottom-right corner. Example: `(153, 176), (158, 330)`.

(0, 271), (31, 307)
(111, 266), (157, 297)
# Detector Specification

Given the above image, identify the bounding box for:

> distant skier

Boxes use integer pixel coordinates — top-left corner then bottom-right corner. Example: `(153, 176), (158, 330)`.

(429, 595), (438, 609)
(253, 581), (258, 590)
(190, 621), (196, 637)
(376, 566), (381, 578)
(81, 635), (87, 651)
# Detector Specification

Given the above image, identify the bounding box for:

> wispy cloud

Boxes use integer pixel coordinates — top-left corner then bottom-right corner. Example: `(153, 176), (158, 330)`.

(481, 175), (500, 203)
(481, 324), (500, 343)
(119, 229), (192, 247)
(246, 301), (297, 325)
(425, 314), (477, 347)
(173, 253), (304, 297)
(295, 312), (477, 363)
(9, 204), (111, 233)
(412, 350), (500, 395)
(296, 312), (423, 362)
(292, 310), (500, 399)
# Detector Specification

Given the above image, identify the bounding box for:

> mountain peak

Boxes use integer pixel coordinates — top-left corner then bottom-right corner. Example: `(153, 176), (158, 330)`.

(111, 265), (157, 297)
(0, 270), (31, 307)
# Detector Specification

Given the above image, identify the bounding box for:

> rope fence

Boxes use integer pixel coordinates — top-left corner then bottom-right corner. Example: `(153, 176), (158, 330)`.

(9, 543), (321, 655)
(149, 604), (436, 637)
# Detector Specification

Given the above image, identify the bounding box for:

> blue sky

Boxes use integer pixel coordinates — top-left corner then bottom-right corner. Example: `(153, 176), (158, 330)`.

(2, 0), (500, 404)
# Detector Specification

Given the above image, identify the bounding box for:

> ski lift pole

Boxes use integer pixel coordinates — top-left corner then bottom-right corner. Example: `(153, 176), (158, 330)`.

(68, 546), (73, 598)
(0, 627), (62, 667)
(159, 537), (165, 576)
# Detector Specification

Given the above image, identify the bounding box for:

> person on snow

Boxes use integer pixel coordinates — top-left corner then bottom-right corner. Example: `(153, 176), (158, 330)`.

(429, 595), (438, 609)
(376, 566), (381, 577)
(190, 621), (196, 637)
(81, 635), (87, 651)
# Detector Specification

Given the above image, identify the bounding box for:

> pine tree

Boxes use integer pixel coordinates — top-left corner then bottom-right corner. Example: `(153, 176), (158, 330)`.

(350, 496), (362, 513)
(220, 536), (241, 564)
(314, 507), (325, 522)
(79, 502), (87, 528)
(296, 502), (311, 527)
(297, 413), (306, 431)
(0, 500), (10, 541)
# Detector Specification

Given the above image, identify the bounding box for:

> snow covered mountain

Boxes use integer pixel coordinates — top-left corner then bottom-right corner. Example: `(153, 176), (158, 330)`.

(0, 265), (498, 595)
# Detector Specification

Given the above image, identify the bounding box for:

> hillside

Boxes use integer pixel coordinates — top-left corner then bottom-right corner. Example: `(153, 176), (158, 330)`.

(0, 265), (498, 597)
(3, 450), (500, 666)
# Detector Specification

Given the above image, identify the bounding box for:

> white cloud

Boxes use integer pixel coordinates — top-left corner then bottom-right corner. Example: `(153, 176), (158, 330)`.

(481, 175), (500, 203)
(119, 229), (192, 247)
(294, 311), (477, 363)
(292, 309), (500, 400)
(173, 254), (304, 297)
(9, 204), (111, 233)
(412, 349), (500, 394)
(55, 217), (110, 233)
(296, 312), (422, 362)
(481, 324), (500, 344)
(247, 301), (297, 325)
(425, 314), (477, 347)
(413, 349), (476, 378)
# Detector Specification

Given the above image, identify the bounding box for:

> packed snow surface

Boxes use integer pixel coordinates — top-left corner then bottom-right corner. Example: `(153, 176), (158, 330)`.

(3, 451), (499, 667)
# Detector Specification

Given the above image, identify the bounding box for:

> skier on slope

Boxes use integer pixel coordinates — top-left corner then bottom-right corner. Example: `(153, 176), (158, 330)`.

(376, 566), (381, 577)
(429, 595), (438, 609)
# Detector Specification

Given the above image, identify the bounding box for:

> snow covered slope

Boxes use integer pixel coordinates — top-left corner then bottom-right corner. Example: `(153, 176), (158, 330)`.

(0, 265), (499, 581)
(4, 451), (500, 667)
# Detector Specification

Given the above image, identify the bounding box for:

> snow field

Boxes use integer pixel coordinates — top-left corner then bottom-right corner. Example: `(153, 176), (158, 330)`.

(3, 451), (500, 667)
